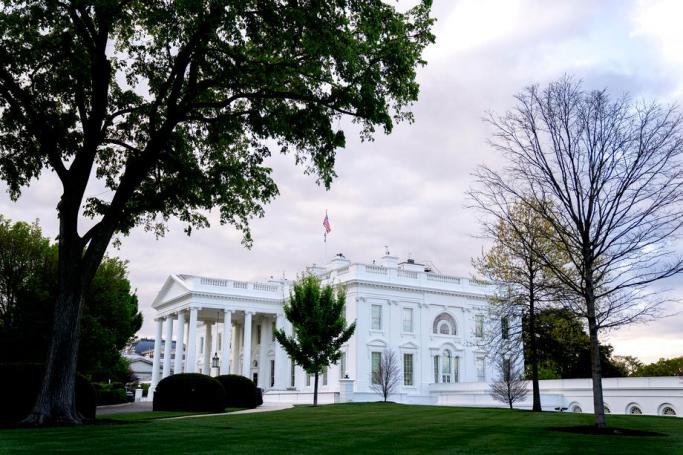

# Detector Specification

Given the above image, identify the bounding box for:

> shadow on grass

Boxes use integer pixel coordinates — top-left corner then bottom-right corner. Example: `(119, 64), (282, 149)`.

(547, 426), (665, 437)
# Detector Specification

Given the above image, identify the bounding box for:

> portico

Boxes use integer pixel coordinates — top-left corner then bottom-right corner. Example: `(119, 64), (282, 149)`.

(149, 275), (290, 396)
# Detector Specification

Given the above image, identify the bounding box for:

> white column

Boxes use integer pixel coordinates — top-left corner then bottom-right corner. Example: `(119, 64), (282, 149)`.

(221, 309), (232, 375)
(258, 317), (269, 388)
(204, 322), (213, 375)
(150, 318), (163, 393)
(274, 313), (288, 389)
(162, 316), (174, 378)
(242, 311), (253, 379)
(185, 307), (199, 373)
(232, 324), (241, 375)
(174, 310), (186, 374)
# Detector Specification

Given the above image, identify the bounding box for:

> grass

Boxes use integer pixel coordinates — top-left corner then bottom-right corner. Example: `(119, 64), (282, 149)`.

(2, 403), (683, 454)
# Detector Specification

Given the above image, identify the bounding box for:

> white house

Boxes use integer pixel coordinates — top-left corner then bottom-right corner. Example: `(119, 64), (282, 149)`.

(148, 252), (683, 417)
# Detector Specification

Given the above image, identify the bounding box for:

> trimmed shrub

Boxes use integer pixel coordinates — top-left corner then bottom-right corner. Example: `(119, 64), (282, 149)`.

(216, 374), (261, 409)
(93, 382), (128, 406)
(153, 373), (226, 412)
(0, 363), (96, 424)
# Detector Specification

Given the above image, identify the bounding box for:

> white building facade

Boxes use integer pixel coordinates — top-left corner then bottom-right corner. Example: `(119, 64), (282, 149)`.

(149, 253), (683, 417)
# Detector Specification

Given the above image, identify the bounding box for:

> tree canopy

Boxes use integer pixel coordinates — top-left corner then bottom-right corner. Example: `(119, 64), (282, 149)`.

(0, 216), (142, 383)
(0, 0), (433, 423)
(274, 274), (355, 406)
(633, 356), (683, 377)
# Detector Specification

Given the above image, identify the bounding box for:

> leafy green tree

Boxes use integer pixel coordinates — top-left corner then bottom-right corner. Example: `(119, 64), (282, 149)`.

(473, 201), (565, 412)
(611, 355), (643, 377)
(274, 275), (355, 406)
(0, 1), (434, 423)
(0, 216), (141, 384)
(633, 357), (683, 377)
(524, 308), (626, 379)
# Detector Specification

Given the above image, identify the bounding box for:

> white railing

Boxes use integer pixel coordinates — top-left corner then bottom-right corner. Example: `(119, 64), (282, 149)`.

(253, 282), (279, 292)
(200, 278), (228, 287)
(336, 266), (350, 275)
(365, 265), (388, 275)
(233, 281), (248, 289)
(426, 274), (461, 284)
(398, 270), (418, 279)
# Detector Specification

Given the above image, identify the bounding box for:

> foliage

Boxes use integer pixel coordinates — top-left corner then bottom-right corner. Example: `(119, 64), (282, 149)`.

(93, 382), (128, 406)
(633, 357), (683, 377)
(0, 363), (95, 424)
(153, 373), (226, 413)
(215, 374), (261, 409)
(274, 275), (355, 406)
(524, 308), (627, 379)
(611, 356), (644, 377)
(0, 217), (141, 383)
(370, 349), (401, 402)
(0, 0), (434, 424)
(489, 354), (529, 409)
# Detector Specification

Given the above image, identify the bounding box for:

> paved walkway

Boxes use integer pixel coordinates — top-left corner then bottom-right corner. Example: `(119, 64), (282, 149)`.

(96, 401), (293, 418)
(96, 401), (153, 416)
(162, 403), (294, 420)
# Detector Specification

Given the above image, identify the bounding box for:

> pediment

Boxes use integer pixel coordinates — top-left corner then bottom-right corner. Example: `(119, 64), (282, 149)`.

(152, 275), (191, 308)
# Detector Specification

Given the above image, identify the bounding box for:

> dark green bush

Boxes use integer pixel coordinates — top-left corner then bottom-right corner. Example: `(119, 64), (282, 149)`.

(153, 373), (226, 412)
(215, 374), (262, 409)
(93, 382), (128, 406)
(0, 363), (96, 424)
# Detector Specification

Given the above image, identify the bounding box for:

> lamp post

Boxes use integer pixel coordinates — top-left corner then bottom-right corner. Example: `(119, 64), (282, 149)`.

(212, 352), (220, 375)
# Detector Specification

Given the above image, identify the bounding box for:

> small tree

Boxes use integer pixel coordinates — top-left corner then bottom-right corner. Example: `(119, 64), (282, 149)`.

(370, 349), (401, 402)
(274, 275), (355, 406)
(489, 354), (528, 409)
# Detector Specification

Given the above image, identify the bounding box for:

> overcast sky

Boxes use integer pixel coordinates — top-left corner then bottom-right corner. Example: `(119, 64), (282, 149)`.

(3, 0), (683, 363)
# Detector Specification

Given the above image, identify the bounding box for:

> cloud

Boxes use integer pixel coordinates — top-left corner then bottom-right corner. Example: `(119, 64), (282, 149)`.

(2, 0), (683, 364)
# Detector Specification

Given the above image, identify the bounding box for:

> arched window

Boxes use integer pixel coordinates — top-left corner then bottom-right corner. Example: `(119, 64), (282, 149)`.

(433, 313), (456, 335)
(571, 405), (582, 413)
(604, 404), (611, 414)
(628, 404), (642, 415)
(660, 404), (677, 416)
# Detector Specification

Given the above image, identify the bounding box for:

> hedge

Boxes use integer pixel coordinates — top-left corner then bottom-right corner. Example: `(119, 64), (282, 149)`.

(215, 374), (262, 409)
(93, 382), (128, 406)
(153, 373), (226, 412)
(0, 363), (96, 424)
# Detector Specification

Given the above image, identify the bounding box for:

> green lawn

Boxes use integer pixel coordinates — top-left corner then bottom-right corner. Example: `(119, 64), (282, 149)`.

(97, 408), (246, 422)
(2, 403), (682, 454)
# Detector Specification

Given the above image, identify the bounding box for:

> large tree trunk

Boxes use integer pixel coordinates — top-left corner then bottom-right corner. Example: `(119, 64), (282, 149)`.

(313, 372), (319, 407)
(23, 220), (86, 425)
(528, 282), (542, 412)
(585, 276), (606, 428)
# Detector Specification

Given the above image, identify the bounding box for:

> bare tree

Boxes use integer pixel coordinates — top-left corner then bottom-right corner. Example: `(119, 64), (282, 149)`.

(489, 353), (529, 409)
(472, 77), (683, 427)
(370, 349), (401, 402)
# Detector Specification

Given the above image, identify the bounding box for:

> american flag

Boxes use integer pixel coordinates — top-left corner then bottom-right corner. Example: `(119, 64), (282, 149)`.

(323, 212), (331, 242)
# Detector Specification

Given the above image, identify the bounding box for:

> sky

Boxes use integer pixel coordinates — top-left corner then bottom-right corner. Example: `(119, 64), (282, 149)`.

(2, 0), (683, 363)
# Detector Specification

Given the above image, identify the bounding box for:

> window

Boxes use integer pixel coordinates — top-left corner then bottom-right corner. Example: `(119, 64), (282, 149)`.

(477, 358), (486, 382)
(403, 308), (414, 333)
(441, 350), (452, 383)
(306, 373), (311, 387)
(628, 404), (642, 415)
(433, 355), (440, 383)
(662, 406), (677, 416)
(371, 352), (382, 384)
(270, 359), (275, 387)
(453, 356), (459, 383)
(404, 353), (414, 386)
(257, 325), (261, 344)
(475, 315), (484, 338)
(339, 352), (347, 379)
(432, 313), (456, 335)
(290, 358), (295, 388)
(571, 405), (582, 413)
(200, 337), (204, 354)
(323, 368), (328, 386)
(371, 305), (382, 330)
(501, 317), (509, 340)
(217, 333), (222, 349)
